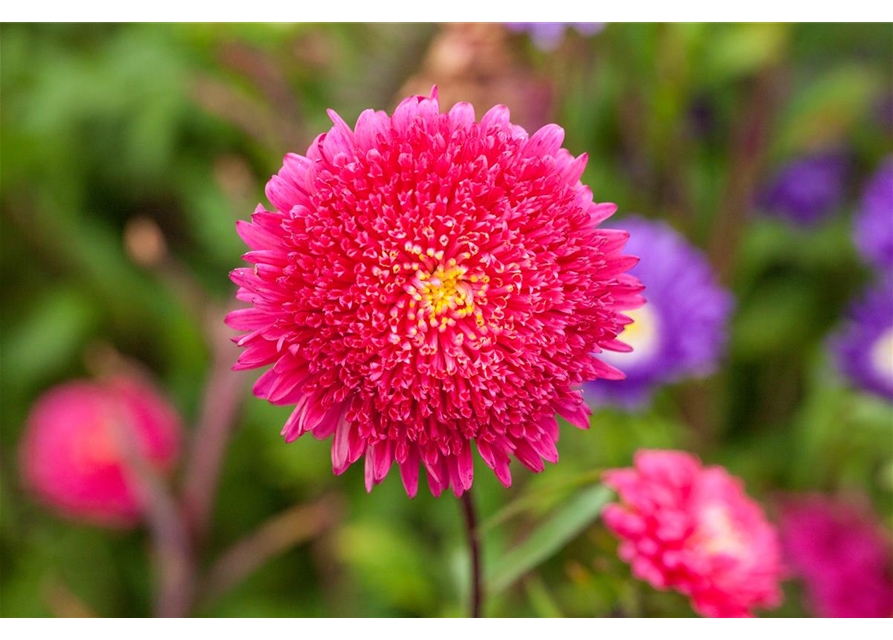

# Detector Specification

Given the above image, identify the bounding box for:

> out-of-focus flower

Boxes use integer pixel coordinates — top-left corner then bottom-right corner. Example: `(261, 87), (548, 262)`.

(830, 279), (893, 401)
(505, 22), (605, 51)
(758, 153), (847, 226)
(585, 217), (733, 409)
(603, 450), (783, 618)
(854, 157), (893, 273)
(401, 23), (553, 133)
(19, 377), (182, 527)
(779, 495), (893, 618)
(227, 89), (644, 498)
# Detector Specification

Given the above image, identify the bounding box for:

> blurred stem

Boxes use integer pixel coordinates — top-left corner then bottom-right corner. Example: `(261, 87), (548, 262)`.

(181, 307), (246, 547)
(114, 415), (195, 617)
(199, 496), (341, 606)
(708, 65), (785, 281)
(460, 489), (484, 618)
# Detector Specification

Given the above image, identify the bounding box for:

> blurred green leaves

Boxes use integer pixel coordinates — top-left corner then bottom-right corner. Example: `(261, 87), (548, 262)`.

(487, 484), (613, 595)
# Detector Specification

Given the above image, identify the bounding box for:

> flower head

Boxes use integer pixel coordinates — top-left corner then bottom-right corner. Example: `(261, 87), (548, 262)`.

(779, 495), (893, 618)
(505, 23), (606, 51)
(603, 450), (783, 617)
(830, 279), (893, 401)
(585, 217), (733, 408)
(758, 153), (847, 226)
(228, 89), (643, 498)
(19, 377), (182, 527)
(854, 157), (893, 273)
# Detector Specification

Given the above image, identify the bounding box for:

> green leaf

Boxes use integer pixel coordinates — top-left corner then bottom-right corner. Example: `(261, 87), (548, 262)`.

(486, 484), (613, 595)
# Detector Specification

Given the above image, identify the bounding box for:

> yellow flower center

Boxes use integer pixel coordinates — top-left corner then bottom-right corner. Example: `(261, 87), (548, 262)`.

(403, 259), (489, 333)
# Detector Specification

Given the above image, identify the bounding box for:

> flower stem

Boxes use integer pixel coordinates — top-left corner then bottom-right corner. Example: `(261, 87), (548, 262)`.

(460, 489), (484, 618)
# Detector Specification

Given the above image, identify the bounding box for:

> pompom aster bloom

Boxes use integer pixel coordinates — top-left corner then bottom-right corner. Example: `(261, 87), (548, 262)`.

(585, 217), (733, 409)
(758, 152), (847, 226)
(227, 89), (643, 498)
(603, 450), (783, 618)
(830, 279), (893, 401)
(854, 157), (893, 273)
(779, 495), (893, 618)
(19, 377), (182, 527)
(504, 22), (606, 51)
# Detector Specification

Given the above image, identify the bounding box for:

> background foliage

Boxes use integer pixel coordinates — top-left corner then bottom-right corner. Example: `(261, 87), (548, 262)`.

(1, 22), (891, 617)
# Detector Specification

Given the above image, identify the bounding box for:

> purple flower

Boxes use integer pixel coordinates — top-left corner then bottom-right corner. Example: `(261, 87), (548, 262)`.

(585, 217), (733, 409)
(831, 279), (893, 401)
(505, 22), (605, 51)
(758, 153), (847, 226)
(855, 157), (893, 273)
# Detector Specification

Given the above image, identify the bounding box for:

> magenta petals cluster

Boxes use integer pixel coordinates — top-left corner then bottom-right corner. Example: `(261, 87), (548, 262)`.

(228, 89), (644, 498)
(603, 450), (783, 617)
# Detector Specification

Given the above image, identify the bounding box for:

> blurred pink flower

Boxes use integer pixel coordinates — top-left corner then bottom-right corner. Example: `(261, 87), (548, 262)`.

(227, 88), (643, 498)
(779, 495), (893, 618)
(603, 450), (783, 617)
(19, 377), (182, 528)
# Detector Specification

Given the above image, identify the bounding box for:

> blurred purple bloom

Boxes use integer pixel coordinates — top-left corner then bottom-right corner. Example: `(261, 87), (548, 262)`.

(830, 279), (893, 401)
(780, 495), (893, 618)
(854, 157), (893, 273)
(585, 217), (733, 409)
(505, 22), (605, 51)
(759, 153), (847, 226)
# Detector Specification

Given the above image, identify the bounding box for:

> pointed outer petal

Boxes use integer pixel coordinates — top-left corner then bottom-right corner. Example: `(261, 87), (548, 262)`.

(448, 102), (475, 130)
(354, 109), (390, 152)
(251, 367), (279, 400)
(595, 228), (631, 254)
(523, 124), (565, 158)
(327, 109), (355, 143)
(529, 431), (559, 464)
(309, 401), (345, 440)
(590, 202), (618, 225)
(364, 448), (375, 492)
(480, 105), (511, 132)
(592, 357), (627, 381)
(372, 439), (393, 484)
(391, 94), (423, 133)
(424, 455), (448, 497)
(280, 396), (310, 443)
(428, 84), (438, 101)
(331, 411), (354, 475)
(265, 171), (304, 213)
(509, 124), (529, 142)
(557, 151), (588, 184)
(399, 446), (420, 498)
(416, 93), (441, 127)
(449, 444), (474, 497)
(283, 391), (333, 443)
(556, 397), (592, 430)
(281, 153), (311, 184)
(265, 365), (311, 405)
(601, 338), (634, 353)
(225, 307), (271, 331)
(236, 220), (281, 251)
(233, 339), (279, 371)
(512, 439), (545, 473)
(537, 414), (560, 443)
(600, 254), (640, 278)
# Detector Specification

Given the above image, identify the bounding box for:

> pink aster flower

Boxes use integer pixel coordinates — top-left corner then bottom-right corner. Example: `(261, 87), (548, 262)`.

(227, 88), (643, 498)
(603, 450), (783, 617)
(779, 495), (893, 618)
(19, 377), (182, 528)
